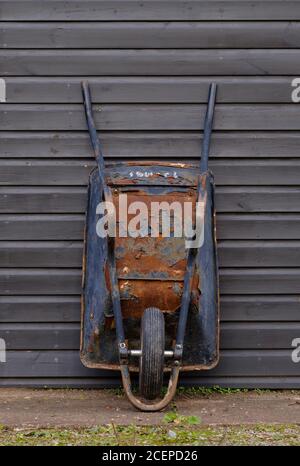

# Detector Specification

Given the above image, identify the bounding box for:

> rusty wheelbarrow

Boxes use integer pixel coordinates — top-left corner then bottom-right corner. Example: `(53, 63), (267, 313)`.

(80, 81), (220, 411)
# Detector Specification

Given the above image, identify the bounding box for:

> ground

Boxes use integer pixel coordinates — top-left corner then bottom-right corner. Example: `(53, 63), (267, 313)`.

(0, 388), (300, 445)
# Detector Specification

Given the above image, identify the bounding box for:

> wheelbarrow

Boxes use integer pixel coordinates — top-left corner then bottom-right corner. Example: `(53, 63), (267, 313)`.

(80, 81), (220, 411)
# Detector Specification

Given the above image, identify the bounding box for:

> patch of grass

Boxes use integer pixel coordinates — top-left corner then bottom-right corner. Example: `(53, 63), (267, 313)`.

(48, 386), (296, 400)
(176, 385), (250, 397)
(163, 411), (201, 426)
(105, 387), (124, 397)
(104, 385), (254, 399)
(253, 388), (272, 395)
(0, 424), (299, 446)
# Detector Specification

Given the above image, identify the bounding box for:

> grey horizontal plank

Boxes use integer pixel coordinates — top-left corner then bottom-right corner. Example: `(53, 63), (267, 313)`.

(0, 323), (80, 350)
(216, 187), (300, 212)
(221, 295), (300, 321)
(2, 131), (300, 159)
(1, 50), (300, 76)
(1, 377), (300, 389)
(0, 351), (111, 377)
(0, 215), (85, 240)
(218, 240), (300, 267)
(3, 22), (300, 49)
(0, 378), (120, 388)
(206, 350), (300, 377)
(220, 268), (300, 294)
(4, 77), (296, 103)
(0, 187), (86, 213)
(3, 159), (300, 186)
(217, 214), (300, 240)
(1, 240), (300, 268)
(2, 104), (300, 130)
(0, 269), (81, 295)
(0, 241), (83, 268)
(221, 323), (300, 349)
(0, 350), (297, 377)
(1, 1), (300, 21)
(0, 160), (93, 186)
(0, 322), (298, 350)
(0, 296), (80, 322)
(1, 214), (299, 241)
(0, 268), (299, 295)
(1, 295), (298, 323)
(1, 187), (300, 213)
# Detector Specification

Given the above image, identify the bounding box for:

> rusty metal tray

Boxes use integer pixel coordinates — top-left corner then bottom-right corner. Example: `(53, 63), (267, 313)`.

(80, 161), (219, 371)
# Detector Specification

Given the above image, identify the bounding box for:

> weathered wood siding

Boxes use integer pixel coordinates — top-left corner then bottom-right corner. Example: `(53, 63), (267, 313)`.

(0, 1), (300, 387)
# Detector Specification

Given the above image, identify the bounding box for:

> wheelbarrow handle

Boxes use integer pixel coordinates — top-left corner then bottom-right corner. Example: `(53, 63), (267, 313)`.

(175, 82), (217, 361)
(81, 80), (127, 354)
(81, 81), (112, 201)
(81, 80), (105, 178)
(200, 83), (217, 173)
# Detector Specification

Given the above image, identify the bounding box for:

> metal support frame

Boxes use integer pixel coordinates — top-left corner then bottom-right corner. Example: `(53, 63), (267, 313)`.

(81, 80), (217, 410)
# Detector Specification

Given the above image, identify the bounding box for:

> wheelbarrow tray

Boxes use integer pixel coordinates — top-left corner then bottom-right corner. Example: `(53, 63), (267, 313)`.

(80, 160), (220, 372)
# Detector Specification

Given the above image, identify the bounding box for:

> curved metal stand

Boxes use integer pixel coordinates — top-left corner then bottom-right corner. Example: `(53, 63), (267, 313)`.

(120, 365), (180, 412)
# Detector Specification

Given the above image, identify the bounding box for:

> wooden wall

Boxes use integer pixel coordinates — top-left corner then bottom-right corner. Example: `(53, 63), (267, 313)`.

(0, 1), (300, 387)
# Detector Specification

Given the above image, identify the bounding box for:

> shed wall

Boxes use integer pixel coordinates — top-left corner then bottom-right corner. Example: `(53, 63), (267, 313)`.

(0, 1), (300, 387)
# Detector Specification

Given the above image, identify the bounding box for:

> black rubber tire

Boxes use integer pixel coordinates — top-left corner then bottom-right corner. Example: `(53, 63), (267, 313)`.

(139, 307), (165, 400)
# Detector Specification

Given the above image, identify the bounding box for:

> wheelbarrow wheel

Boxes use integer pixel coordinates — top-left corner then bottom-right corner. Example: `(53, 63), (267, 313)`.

(139, 307), (165, 400)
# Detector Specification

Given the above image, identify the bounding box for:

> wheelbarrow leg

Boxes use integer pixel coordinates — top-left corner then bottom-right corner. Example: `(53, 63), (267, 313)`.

(120, 365), (180, 412)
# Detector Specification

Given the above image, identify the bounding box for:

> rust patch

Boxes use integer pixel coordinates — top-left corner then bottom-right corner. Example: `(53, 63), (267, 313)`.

(119, 279), (183, 318)
(104, 262), (111, 292)
(116, 238), (186, 280)
(113, 189), (197, 282)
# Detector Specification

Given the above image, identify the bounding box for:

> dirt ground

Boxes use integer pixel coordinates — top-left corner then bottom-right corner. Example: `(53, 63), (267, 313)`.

(0, 388), (300, 428)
